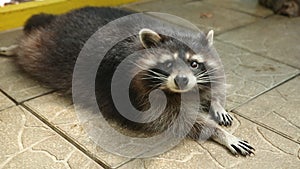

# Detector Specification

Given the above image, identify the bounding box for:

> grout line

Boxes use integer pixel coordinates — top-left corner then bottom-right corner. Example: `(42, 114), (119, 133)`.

(219, 6), (274, 19)
(0, 87), (56, 105)
(113, 158), (137, 169)
(217, 38), (300, 70)
(227, 8), (272, 18)
(215, 19), (263, 36)
(262, 13), (278, 19)
(214, 15), (277, 37)
(20, 103), (112, 169)
(19, 90), (56, 104)
(231, 109), (300, 145)
(229, 72), (300, 111)
(0, 88), (18, 105)
(0, 105), (15, 112)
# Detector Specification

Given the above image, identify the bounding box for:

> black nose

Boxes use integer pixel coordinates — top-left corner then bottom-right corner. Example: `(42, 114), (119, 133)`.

(174, 75), (189, 89)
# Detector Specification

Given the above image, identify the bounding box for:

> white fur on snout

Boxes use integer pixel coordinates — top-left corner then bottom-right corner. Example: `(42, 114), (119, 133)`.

(166, 74), (197, 93)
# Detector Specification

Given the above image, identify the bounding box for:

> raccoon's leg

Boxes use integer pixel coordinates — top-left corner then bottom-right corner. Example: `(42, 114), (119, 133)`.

(211, 126), (255, 156)
(0, 45), (18, 56)
(190, 119), (255, 156)
(211, 101), (233, 126)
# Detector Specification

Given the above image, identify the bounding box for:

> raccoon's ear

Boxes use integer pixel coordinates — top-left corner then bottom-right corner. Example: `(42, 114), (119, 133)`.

(139, 28), (162, 48)
(206, 30), (214, 46)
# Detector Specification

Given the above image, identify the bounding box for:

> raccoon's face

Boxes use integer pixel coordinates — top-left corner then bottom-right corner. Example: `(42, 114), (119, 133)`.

(136, 28), (215, 93)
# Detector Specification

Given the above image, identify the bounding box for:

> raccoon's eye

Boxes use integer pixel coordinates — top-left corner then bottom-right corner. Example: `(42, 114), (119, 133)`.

(190, 61), (199, 69)
(164, 61), (173, 68)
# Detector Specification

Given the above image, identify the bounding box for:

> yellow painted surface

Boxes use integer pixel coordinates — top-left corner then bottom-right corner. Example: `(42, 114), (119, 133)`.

(0, 0), (137, 31)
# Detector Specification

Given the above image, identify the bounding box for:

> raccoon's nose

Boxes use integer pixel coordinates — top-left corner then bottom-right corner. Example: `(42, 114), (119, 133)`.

(174, 75), (189, 89)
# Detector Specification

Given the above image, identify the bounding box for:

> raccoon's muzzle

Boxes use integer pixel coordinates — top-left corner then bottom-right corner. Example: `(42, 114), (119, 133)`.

(174, 74), (189, 89)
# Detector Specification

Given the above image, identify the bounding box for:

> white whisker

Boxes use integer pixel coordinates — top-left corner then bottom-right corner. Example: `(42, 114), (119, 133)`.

(197, 76), (224, 80)
(197, 80), (223, 84)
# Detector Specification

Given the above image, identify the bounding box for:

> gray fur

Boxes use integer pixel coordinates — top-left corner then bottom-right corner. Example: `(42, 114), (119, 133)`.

(259, 0), (300, 16)
(13, 7), (254, 156)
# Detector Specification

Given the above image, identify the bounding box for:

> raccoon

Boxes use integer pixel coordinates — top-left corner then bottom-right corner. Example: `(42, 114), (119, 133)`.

(2, 7), (254, 156)
(259, 0), (300, 17)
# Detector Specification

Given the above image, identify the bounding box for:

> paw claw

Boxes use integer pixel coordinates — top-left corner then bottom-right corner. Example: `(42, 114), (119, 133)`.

(211, 103), (233, 126)
(228, 139), (255, 156)
(239, 140), (255, 150)
(214, 111), (233, 127)
(229, 114), (233, 121)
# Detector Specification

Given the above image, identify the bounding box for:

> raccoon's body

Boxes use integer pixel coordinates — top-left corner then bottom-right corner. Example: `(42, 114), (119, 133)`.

(259, 0), (300, 17)
(17, 7), (134, 92)
(8, 7), (254, 156)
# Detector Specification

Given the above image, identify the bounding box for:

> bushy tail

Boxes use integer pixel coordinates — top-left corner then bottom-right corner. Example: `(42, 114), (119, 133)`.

(23, 13), (56, 34)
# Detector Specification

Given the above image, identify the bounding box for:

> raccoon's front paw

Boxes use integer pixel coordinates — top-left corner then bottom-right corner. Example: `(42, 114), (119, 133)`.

(226, 137), (255, 156)
(214, 109), (233, 126)
(211, 103), (233, 126)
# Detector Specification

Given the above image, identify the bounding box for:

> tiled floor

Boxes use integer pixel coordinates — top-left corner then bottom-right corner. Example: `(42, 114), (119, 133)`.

(0, 0), (299, 168)
(0, 106), (103, 169)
